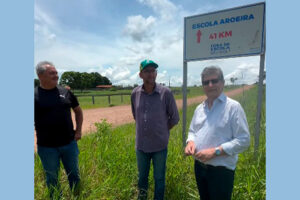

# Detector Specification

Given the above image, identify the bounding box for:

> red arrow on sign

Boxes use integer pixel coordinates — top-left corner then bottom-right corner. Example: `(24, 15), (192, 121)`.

(197, 30), (202, 43)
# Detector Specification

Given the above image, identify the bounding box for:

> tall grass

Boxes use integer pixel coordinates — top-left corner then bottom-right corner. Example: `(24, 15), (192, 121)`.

(34, 85), (265, 199)
(231, 86), (266, 200)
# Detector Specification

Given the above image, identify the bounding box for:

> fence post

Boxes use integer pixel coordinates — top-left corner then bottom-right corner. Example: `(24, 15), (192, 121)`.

(92, 95), (95, 104)
(121, 95), (123, 103)
(108, 95), (111, 104)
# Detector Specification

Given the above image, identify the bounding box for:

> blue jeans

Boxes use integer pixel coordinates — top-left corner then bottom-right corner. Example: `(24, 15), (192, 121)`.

(136, 148), (168, 200)
(37, 140), (80, 196)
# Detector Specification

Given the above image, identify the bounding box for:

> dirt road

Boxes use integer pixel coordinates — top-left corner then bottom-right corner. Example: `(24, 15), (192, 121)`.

(34, 85), (253, 151)
(77, 85), (253, 134)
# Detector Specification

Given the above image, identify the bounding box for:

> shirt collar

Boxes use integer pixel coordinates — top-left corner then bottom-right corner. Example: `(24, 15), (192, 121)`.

(203, 92), (226, 108)
(218, 92), (226, 102)
(140, 83), (160, 94)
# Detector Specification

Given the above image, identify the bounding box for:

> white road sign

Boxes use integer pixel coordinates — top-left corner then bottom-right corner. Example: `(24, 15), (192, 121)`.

(184, 2), (265, 61)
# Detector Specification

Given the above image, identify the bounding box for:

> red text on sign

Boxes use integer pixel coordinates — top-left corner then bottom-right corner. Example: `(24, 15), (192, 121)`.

(209, 31), (232, 40)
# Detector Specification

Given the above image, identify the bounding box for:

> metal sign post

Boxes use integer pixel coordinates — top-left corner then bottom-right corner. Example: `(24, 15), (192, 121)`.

(254, 53), (265, 159)
(182, 61), (187, 148)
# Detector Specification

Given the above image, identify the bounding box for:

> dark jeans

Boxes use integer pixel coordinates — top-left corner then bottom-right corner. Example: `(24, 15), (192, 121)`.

(37, 140), (80, 197)
(194, 160), (235, 200)
(136, 148), (168, 200)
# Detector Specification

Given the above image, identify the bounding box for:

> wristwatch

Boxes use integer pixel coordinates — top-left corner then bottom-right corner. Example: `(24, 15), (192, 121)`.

(215, 147), (221, 156)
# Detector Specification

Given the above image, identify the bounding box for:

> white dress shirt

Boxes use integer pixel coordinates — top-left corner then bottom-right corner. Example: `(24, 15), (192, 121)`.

(187, 93), (250, 170)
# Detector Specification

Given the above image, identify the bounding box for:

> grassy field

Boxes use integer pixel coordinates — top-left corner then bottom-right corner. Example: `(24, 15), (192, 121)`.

(34, 85), (265, 199)
(74, 85), (241, 109)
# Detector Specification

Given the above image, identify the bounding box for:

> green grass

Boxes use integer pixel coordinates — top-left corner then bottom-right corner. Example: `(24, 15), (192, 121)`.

(72, 89), (133, 96)
(231, 86), (266, 200)
(75, 85), (242, 109)
(34, 85), (265, 199)
(77, 95), (132, 109)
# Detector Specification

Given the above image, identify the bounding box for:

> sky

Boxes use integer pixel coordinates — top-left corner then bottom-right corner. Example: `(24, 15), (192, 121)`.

(34, 0), (265, 86)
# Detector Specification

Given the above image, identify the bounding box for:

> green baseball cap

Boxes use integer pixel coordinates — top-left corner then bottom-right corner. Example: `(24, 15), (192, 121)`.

(140, 59), (158, 72)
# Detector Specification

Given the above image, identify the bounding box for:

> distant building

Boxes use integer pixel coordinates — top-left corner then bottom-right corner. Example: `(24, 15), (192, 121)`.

(96, 85), (113, 90)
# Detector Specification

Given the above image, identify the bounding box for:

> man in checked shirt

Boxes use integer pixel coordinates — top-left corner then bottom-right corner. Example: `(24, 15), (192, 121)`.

(131, 59), (179, 200)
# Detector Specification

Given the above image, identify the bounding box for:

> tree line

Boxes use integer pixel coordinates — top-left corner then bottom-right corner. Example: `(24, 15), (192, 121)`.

(34, 71), (112, 90)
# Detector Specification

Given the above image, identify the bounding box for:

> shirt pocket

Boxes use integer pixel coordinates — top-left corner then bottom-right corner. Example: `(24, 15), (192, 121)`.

(214, 114), (231, 140)
(192, 114), (206, 133)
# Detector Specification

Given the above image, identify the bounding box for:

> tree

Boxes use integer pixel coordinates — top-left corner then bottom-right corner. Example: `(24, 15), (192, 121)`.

(59, 71), (112, 90)
(80, 72), (93, 90)
(59, 71), (81, 89)
(34, 79), (40, 87)
(90, 72), (104, 87)
(230, 77), (238, 85)
(102, 76), (112, 85)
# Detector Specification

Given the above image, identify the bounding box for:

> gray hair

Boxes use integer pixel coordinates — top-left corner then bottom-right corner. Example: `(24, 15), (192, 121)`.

(36, 61), (54, 75)
(201, 66), (225, 83)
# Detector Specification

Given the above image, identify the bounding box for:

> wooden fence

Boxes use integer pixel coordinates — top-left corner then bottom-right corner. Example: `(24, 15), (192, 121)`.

(76, 93), (131, 105)
(75, 89), (189, 105)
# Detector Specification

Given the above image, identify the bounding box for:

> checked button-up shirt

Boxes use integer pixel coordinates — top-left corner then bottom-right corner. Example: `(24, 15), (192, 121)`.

(131, 84), (180, 153)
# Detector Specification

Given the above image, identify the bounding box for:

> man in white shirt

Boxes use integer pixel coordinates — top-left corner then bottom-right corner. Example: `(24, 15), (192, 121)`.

(185, 66), (250, 200)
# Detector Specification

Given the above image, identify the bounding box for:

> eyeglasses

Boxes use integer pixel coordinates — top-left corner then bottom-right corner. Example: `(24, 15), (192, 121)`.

(202, 78), (220, 86)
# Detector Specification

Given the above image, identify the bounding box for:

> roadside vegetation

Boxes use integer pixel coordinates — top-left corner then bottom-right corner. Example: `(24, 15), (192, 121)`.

(34, 85), (265, 199)
(73, 85), (242, 109)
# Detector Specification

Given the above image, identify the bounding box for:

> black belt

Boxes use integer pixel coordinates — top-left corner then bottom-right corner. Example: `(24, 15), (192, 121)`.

(195, 159), (231, 171)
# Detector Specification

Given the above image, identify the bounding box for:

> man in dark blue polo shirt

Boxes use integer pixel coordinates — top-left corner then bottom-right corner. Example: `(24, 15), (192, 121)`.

(131, 59), (180, 200)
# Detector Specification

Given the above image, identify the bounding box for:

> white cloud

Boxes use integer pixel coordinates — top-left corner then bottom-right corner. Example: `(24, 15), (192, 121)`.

(34, 5), (125, 72)
(156, 70), (168, 84)
(35, 0), (263, 87)
(119, 55), (144, 66)
(115, 71), (142, 86)
(225, 63), (259, 85)
(35, 39), (122, 70)
(186, 56), (261, 86)
(138, 0), (178, 21)
(188, 74), (201, 86)
(34, 4), (57, 45)
(170, 75), (183, 87)
(123, 15), (156, 42)
(34, 4), (56, 27)
(102, 66), (139, 86)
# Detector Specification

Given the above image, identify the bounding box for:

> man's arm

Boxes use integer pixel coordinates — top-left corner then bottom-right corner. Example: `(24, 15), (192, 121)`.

(185, 105), (202, 156)
(220, 103), (250, 156)
(166, 91), (179, 130)
(73, 106), (83, 141)
(131, 92), (136, 120)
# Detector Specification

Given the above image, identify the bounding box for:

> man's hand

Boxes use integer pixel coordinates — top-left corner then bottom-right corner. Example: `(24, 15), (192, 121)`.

(185, 141), (196, 156)
(74, 130), (82, 141)
(195, 148), (216, 162)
